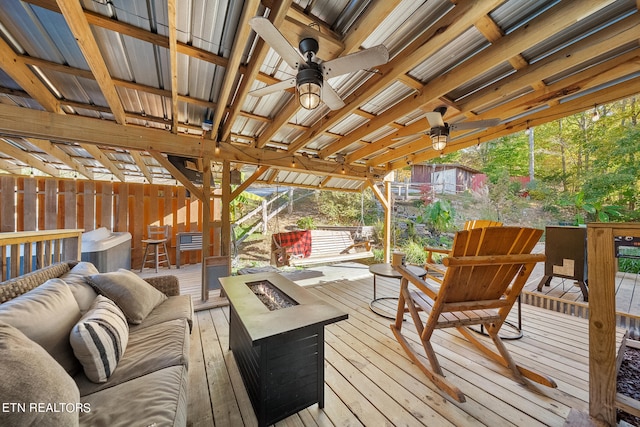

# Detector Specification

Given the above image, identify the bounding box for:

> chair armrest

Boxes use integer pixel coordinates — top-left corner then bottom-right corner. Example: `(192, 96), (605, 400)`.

(144, 275), (181, 297)
(423, 246), (451, 264)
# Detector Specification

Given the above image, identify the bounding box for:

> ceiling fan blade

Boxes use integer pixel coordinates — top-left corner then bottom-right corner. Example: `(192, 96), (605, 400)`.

(322, 84), (345, 110)
(249, 78), (296, 98)
(424, 113), (444, 128)
(450, 118), (500, 131)
(321, 45), (389, 79)
(249, 17), (303, 70)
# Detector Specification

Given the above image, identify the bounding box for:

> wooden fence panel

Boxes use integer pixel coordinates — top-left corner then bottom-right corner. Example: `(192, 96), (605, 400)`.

(1, 176), (15, 232)
(83, 181), (95, 232)
(63, 181), (77, 229)
(101, 182), (113, 230)
(131, 184), (144, 269)
(0, 176), (219, 270)
(45, 179), (57, 230)
(115, 182), (128, 232)
(23, 178), (37, 231)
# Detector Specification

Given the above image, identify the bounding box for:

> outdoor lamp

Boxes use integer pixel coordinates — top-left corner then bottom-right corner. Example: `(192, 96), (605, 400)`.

(297, 67), (322, 110)
(430, 127), (448, 151)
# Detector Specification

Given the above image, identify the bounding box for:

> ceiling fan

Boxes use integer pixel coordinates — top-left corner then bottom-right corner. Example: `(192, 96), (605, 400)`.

(248, 16), (389, 111)
(394, 106), (500, 151)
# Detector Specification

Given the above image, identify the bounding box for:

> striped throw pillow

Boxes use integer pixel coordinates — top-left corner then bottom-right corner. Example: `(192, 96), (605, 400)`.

(69, 295), (129, 383)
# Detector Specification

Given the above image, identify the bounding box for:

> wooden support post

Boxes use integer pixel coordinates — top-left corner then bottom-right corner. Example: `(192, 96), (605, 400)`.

(367, 178), (391, 264)
(221, 162), (231, 256)
(201, 155), (212, 302)
(384, 181), (392, 263)
(587, 223), (640, 426)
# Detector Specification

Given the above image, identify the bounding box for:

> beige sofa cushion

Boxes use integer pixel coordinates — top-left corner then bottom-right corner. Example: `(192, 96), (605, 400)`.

(75, 318), (189, 396)
(70, 295), (129, 383)
(129, 294), (194, 333)
(87, 269), (167, 324)
(0, 278), (81, 374)
(80, 365), (188, 427)
(0, 322), (81, 427)
(61, 261), (99, 313)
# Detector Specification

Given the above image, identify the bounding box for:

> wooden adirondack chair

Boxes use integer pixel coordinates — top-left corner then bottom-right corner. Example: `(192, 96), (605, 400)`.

(424, 220), (503, 278)
(392, 226), (555, 403)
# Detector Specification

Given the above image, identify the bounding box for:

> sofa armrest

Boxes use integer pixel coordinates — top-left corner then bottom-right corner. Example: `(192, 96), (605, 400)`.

(144, 275), (180, 297)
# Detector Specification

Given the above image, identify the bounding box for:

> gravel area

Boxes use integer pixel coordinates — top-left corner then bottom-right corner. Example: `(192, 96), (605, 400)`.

(617, 344), (640, 426)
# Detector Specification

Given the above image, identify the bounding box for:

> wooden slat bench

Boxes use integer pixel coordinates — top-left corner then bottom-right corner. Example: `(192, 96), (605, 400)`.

(278, 229), (373, 267)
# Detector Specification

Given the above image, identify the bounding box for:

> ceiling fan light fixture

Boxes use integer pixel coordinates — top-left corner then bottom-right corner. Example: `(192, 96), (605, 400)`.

(297, 67), (322, 110)
(431, 135), (447, 151)
(430, 126), (448, 151)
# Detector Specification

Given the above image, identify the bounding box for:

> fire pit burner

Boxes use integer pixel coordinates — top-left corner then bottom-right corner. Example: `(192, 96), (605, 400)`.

(246, 280), (298, 310)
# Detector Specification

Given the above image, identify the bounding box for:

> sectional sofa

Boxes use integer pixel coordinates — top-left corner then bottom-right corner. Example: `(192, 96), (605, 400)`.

(0, 261), (192, 426)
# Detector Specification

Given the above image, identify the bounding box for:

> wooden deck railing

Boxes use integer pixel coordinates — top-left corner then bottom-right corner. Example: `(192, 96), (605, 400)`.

(0, 229), (83, 281)
(587, 222), (640, 425)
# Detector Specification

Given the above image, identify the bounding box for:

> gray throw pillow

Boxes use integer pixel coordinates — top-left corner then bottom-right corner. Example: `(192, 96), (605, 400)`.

(0, 322), (81, 426)
(61, 262), (99, 313)
(70, 295), (129, 383)
(87, 269), (167, 324)
(0, 278), (81, 375)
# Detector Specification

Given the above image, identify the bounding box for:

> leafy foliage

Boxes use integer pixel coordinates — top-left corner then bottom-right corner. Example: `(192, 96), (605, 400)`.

(318, 189), (377, 225)
(416, 200), (454, 237)
(296, 216), (316, 230)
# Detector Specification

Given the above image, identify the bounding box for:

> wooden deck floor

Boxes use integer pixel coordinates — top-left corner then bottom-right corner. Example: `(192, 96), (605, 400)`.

(183, 273), (624, 427)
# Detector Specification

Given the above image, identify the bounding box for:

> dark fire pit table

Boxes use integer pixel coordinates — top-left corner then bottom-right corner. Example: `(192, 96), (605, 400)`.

(220, 272), (348, 427)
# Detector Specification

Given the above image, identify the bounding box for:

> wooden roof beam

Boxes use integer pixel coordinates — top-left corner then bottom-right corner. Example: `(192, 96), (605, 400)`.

(167, 0), (179, 134)
(56, 0), (127, 125)
(0, 139), (60, 177)
(474, 15), (528, 71)
(290, 0), (505, 156)
(80, 144), (126, 182)
(393, 75), (640, 169)
(149, 150), (204, 201)
(458, 14), (640, 113)
(455, 51), (640, 132)
(0, 158), (20, 174)
(318, 0), (617, 160)
(0, 36), (62, 113)
(209, 0), (262, 140)
(0, 104), (206, 157)
(220, 0), (293, 142)
(341, 0), (403, 53)
(129, 150), (154, 184)
(231, 165), (269, 200)
(27, 138), (95, 180)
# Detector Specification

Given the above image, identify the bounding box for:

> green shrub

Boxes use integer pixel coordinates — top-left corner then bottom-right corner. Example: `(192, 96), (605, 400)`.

(398, 240), (426, 265)
(618, 258), (640, 274)
(296, 217), (316, 230)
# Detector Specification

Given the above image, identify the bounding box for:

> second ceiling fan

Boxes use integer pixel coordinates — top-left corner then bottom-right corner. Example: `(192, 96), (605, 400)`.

(395, 106), (500, 151)
(248, 17), (389, 111)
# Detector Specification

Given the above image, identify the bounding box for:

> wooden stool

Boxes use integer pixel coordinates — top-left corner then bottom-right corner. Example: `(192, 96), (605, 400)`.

(141, 225), (171, 272)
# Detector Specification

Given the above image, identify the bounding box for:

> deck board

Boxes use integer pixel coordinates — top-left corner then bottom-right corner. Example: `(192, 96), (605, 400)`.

(176, 273), (625, 426)
(134, 262), (634, 426)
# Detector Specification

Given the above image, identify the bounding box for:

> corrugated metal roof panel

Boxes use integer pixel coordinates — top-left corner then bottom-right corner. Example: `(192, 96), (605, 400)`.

(522, 0), (637, 64)
(408, 27), (489, 83)
(490, 0), (559, 35)
(363, 0), (451, 54)
(361, 81), (414, 115)
(329, 114), (367, 136)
